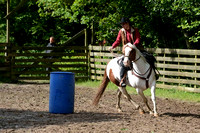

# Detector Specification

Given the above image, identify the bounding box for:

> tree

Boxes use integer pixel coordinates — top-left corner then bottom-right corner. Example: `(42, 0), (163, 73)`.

(171, 0), (200, 48)
(145, 0), (200, 48)
(38, 0), (199, 48)
(0, 0), (7, 43)
(0, 0), (199, 49)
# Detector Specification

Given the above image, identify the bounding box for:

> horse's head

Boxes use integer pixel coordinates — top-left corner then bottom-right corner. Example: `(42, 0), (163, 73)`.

(123, 43), (137, 67)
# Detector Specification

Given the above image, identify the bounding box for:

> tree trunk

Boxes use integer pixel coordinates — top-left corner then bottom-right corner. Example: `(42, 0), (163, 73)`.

(183, 31), (192, 49)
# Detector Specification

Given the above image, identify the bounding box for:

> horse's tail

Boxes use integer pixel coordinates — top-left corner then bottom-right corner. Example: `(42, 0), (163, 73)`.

(93, 68), (110, 106)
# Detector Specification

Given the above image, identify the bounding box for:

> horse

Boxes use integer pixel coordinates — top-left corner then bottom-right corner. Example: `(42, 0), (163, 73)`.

(93, 43), (158, 117)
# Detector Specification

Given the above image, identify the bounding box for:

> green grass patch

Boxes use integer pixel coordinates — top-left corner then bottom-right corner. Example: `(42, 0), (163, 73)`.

(76, 80), (200, 103)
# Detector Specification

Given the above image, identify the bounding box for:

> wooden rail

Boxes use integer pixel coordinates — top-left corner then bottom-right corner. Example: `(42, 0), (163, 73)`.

(1, 32), (200, 93)
(8, 46), (88, 80)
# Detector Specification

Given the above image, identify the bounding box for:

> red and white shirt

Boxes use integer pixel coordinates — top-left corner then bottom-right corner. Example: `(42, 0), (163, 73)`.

(112, 27), (141, 48)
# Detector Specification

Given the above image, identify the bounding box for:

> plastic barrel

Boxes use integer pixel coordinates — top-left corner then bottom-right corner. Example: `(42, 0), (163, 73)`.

(49, 72), (75, 114)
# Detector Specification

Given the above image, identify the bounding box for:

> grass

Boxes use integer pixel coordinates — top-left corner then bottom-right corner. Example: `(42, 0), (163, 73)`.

(76, 80), (200, 103)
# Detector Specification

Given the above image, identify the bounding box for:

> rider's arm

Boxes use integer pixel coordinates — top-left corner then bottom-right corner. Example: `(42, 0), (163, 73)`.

(133, 28), (141, 46)
(111, 30), (122, 49)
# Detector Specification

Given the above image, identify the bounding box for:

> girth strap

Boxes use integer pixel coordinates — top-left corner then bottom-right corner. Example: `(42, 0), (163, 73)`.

(131, 67), (153, 88)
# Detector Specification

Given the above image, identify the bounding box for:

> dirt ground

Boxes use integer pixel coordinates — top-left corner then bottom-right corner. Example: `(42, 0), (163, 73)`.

(0, 83), (200, 133)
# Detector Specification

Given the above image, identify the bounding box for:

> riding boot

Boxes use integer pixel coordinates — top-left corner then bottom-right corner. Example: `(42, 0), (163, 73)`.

(120, 73), (127, 87)
(119, 62), (127, 87)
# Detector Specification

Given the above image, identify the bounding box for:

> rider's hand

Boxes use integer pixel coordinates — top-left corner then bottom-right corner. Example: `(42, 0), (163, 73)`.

(109, 46), (113, 52)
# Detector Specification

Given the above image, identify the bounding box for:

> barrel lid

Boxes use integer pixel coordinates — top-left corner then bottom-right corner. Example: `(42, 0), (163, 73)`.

(50, 71), (74, 75)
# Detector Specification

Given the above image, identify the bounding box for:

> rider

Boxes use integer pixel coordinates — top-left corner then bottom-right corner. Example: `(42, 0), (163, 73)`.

(109, 17), (158, 87)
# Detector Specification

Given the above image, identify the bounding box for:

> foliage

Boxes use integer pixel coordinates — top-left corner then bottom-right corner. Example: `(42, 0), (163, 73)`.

(0, 0), (199, 48)
(0, 0), (6, 43)
(36, 0), (199, 48)
(0, 0), (83, 46)
(171, 0), (200, 43)
(146, 0), (200, 48)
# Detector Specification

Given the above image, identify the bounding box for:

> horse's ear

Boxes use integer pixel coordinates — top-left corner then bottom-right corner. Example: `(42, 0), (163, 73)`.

(122, 47), (125, 54)
(132, 44), (136, 49)
(127, 42), (135, 49)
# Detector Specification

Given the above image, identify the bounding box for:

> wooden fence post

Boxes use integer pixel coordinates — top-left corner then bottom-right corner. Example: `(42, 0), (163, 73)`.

(194, 55), (197, 89)
(6, 0), (12, 80)
(85, 29), (90, 80)
(178, 54), (180, 86)
(163, 52), (165, 85)
(6, 0), (10, 59)
(91, 21), (94, 45)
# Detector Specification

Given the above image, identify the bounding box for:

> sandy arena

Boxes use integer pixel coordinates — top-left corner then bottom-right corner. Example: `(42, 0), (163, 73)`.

(0, 83), (200, 133)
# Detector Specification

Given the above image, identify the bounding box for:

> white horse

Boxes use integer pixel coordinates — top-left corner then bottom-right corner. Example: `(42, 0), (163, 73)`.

(93, 43), (158, 117)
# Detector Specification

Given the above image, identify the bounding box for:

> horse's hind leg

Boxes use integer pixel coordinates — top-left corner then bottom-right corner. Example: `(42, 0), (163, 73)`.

(116, 89), (122, 112)
(136, 88), (153, 114)
(118, 87), (143, 113)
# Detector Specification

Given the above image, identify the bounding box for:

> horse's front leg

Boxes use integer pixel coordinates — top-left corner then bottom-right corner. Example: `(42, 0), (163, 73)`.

(136, 88), (153, 114)
(150, 85), (158, 117)
(116, 89), (122, 112)
(118, 87), (143, 114)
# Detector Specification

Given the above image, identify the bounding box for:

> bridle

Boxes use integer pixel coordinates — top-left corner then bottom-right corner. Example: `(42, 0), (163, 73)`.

(124, 45), (141, 62)
(124, 44), (141, 62)
(124, 44), (153, 88)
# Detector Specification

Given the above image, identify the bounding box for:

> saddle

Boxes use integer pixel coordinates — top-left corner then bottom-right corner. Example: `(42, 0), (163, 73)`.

(141, 51), (156, 68)
(141, 51), (159, 80)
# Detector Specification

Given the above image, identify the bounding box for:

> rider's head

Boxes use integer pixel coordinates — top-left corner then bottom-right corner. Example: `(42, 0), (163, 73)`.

(50, 36), (55, 43)
(120, 17), (131, 30)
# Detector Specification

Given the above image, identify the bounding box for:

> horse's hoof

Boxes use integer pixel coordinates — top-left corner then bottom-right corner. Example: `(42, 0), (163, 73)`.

(139, 109), (145, 114)
(118, 109), (123, 113)
(154, 113), (159, 117)
(149, 111), (154, 115)
(116, 107), (122, 113)
(139, 111), (145, 115)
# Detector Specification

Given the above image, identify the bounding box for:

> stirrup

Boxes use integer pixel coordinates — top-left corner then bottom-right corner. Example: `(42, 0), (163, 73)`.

(120, 82), (126, 87)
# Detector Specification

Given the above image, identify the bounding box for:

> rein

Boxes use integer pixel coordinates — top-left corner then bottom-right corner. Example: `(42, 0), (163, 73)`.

(132, 55), (141, 62)
(110, 50), (123, 58)
(132, 64), (150, 76)
(131, 54), (152, 89)
(131, 66), (152, 88)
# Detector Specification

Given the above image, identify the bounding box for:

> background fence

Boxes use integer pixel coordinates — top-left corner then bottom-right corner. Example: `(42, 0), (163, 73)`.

(0, 29), (89, 81)
(1, 29), (200, 93)
(0, 45), (89, 81)
(89, 45), (200, 93)
(0, 43), (10, 78)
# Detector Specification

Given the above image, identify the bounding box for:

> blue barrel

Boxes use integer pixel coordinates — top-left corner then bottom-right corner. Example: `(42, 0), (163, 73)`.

(49, 71), (75, 114)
